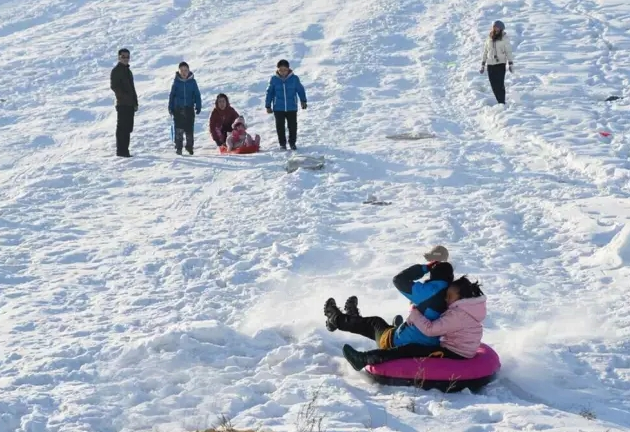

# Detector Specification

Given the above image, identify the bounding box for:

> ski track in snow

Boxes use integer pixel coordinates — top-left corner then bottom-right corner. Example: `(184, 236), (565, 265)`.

(0, 0), (629, 431)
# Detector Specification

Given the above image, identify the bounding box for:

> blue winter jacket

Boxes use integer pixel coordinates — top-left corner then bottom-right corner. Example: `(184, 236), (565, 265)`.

(168, 71), (202, 112)
(265, 70), (307, 112)
(391, 264), (449, 347)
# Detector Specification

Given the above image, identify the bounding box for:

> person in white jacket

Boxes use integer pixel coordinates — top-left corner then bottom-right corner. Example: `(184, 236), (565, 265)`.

(479, 20), (514, 104)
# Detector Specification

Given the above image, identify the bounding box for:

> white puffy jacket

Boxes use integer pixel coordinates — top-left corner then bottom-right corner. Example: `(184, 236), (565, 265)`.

(481, 33), (514, 66)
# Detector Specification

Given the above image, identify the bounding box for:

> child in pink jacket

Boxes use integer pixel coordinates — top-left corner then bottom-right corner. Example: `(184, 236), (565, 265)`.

(341, 276), (485, 371)
(225, 116), (260, 151)
(406, 275), (486, 358)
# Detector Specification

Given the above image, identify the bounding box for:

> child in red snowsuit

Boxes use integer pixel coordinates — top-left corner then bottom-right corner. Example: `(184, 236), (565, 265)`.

(225, 117), (260, 151)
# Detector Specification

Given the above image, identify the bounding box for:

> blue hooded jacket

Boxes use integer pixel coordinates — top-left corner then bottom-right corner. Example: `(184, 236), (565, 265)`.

(391, 264), (450, 347)
(168, 71), (202, 113)
(265, 69), (306, 112)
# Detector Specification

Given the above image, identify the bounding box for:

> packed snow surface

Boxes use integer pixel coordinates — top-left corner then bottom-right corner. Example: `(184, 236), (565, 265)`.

(0, 0), (629, 431)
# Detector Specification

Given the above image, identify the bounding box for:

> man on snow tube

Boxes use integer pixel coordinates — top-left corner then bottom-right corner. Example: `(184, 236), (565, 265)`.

(324, 260), (460, 369)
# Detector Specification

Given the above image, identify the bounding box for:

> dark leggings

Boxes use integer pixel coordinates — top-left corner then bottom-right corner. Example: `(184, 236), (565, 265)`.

(336, 314), (466, 362)
(487, 63), (507, 104)
(335, 314), (392, 343)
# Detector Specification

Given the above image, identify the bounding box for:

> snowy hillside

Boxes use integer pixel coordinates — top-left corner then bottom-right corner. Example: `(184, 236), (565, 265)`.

(1, 0), (629, 430)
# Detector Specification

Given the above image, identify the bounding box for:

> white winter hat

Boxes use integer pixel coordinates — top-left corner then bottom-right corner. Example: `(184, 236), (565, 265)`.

(232, 116), (247, 129)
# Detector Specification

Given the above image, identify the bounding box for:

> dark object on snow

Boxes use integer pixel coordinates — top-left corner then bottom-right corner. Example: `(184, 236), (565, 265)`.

(605, 95), (623, 102)
(363, 194), (391, 205)
(386, 132), (436, 140)
(363, 200), (392, 206)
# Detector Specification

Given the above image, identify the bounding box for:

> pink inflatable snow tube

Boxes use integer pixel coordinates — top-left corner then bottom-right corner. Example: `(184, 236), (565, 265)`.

(364, 343), (500, 392)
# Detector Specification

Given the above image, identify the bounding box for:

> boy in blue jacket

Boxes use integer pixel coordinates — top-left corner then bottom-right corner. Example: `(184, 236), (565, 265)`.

(324, 261), (455, 368)
(168, 62), (202, 155)
(265, 59), (307, 150)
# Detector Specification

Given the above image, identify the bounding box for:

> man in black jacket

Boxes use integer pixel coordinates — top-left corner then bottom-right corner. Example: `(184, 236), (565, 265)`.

(110, 48), (138, 157)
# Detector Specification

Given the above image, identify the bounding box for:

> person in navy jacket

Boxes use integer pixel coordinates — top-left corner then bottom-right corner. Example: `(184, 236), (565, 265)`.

(168, 62), (202, 155)
(265, 59), (307, 150)
(323, 261), (456, 367)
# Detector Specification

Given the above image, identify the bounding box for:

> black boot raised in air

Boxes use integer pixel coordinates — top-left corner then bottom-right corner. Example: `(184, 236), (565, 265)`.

(344, 296), (360, 317)
(324, 298), (342, 331)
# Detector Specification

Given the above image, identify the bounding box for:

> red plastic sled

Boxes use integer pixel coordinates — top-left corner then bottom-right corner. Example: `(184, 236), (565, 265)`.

(219, 143), (260, 154)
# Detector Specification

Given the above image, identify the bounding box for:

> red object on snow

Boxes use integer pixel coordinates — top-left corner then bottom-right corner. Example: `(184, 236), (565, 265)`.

(599, 131), (611, 137)
(219, 143), (260, 154)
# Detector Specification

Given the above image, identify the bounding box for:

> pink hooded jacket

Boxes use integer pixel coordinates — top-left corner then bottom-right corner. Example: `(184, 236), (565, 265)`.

(406, 295), (487, 358)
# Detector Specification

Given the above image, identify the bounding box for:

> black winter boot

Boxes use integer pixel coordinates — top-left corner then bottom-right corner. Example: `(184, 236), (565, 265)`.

(344, 296), (360, 316)
(343, 344), (398, 370)
(364, 348), (395, 365)
(392, 315), (404, 327)
(342, 344), (368, 371)
(324, 298), (342, 331)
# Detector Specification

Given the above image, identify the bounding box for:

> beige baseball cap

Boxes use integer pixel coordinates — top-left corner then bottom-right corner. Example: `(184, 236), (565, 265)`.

(423, 245), (449, 261)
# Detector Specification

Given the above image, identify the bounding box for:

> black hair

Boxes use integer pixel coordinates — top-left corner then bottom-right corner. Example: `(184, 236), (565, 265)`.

(277, 59), (290, 68)
(178, 61), (189, 69)
(429, 262), (454, 284)
(490, 29), (504, 40)
(451, 275), (484, 298)
(118, 48), (130, 56)
(215, 93), (230, 108)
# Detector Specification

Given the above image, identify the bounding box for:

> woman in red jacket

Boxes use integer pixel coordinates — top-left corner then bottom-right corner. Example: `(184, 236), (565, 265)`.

(209, 93), (240, 146)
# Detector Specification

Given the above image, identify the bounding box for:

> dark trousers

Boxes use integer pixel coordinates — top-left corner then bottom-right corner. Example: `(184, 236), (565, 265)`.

(338, 314), (465, 362)
(487, 64), (506, 104)
(337, 315), (393, 343)
(274, 110), (297, 148)
(366, 342), (465, 363)
(174, 129), (194, 150)
(173, 107), (195, 150)
(116, 105), (135, 156)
